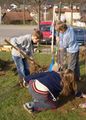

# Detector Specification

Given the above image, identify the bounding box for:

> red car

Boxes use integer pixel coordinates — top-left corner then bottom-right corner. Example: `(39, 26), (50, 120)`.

(40, 21), (52, 44)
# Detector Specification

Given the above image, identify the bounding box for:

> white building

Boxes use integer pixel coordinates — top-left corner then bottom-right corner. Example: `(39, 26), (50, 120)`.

(55, 6), (86, 27)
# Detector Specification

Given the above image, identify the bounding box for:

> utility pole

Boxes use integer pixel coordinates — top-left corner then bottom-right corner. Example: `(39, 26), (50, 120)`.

(51, 5), (56, 53)
(44, 6), (47, 21)
(58, 1), (62, 20)
(23, 0), (25, 24)
(70, 1), (73, 26)
(38, 0), (41, 30)
(0, 6), (1, 24)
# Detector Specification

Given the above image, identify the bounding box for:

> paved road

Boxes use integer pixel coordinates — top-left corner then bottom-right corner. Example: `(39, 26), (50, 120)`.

(0, 25), (53, 54)
(0, 25), (37, 44)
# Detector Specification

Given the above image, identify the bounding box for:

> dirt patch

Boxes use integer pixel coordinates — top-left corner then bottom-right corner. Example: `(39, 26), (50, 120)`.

(80, 46), (86, 60)
(29, 61), (48, 74)
(0, 71), (5, 76)
(0, 58), (48, 75)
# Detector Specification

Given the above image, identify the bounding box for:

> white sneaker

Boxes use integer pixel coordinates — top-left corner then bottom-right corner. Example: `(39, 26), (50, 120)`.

(23, 79), (29, 88)
(23, 103), (33, 114)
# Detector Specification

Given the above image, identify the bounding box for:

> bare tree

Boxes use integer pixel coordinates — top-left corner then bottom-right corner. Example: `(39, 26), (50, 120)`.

(80, 0), (86, 22)
(26, 0), (48, 29)
(2, 0), (86, 24)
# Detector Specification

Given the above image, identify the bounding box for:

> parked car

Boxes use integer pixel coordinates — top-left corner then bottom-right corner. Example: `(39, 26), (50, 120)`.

(73, 28), (86, 46)
(40, 21), (56, 45)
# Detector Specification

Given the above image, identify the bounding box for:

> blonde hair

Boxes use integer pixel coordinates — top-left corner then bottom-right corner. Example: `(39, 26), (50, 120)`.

(60, 69), (77, 96)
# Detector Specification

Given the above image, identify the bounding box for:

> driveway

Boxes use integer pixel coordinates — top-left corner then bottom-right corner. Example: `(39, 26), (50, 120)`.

(0, 25), (37, 44)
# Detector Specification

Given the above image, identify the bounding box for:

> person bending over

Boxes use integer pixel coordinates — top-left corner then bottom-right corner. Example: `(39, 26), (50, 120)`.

(23, 69), (77, 113)
(55, 22), (80, 81)
(10, 29), (43, 87)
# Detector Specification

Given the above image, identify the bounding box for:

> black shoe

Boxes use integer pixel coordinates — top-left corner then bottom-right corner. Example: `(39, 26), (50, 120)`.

(75, 91), (82, 97)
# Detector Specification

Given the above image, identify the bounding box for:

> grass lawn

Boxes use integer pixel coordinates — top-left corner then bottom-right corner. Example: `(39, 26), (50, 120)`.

(0, 51), (86, 120)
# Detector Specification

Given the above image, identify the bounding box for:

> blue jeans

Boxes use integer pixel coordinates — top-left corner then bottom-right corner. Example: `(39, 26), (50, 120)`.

(12, 56), (30, 80)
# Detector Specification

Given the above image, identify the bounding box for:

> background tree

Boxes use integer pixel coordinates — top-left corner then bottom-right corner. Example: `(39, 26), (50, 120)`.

(26, 0), (48, 29)
(1, 0), (86, 25)
(80, 0), (86, 23)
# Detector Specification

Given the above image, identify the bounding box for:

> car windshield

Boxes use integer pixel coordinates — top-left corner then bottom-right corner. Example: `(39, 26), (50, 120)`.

(40, 25), (51, 32)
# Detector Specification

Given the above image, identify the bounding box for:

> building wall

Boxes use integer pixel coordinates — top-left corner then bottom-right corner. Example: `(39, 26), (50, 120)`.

(65, 12), (81, 25)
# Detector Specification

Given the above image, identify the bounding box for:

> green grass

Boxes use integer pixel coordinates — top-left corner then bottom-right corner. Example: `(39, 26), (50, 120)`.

(0, 51), (86, 120)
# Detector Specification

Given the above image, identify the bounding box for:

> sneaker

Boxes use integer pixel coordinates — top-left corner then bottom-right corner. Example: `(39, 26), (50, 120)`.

(23, 103), (34, 114)
(75, 91), (82, 97)
(23, 79), (29, 88)
(75, 92), (86, 98)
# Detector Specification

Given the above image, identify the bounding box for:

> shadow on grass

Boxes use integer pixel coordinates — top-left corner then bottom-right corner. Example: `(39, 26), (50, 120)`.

(77, 77), (86, 93)
(0, 59), (18, 75)
(0, 59), (13, 70)
(57, 93), (75, 109)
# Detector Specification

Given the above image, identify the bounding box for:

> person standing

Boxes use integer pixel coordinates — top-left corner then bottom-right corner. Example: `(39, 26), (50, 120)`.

(55, 16), (67, 70)
(56, 22), (80, 81)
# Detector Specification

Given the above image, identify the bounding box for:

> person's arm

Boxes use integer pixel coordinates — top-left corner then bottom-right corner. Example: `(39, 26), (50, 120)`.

(26, 41), (34, 57)
(10, 37), (18, 47)
(10, 35), (32, 58)
(25, 72), (49, 82)
(63, 34), (69, 49)
(11, 34), (31, 47)
(10, 37), (22, 54)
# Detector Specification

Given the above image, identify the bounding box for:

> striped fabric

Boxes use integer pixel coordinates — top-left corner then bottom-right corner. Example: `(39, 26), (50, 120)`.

(31, 80), (48, 95)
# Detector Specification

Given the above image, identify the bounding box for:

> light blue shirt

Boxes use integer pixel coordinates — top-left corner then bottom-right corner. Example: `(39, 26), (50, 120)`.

(59, 33), (63, 49)
(63, 27), (79, 53)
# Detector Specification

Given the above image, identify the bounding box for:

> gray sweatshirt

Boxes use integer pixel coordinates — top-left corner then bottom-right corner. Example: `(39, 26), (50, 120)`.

(11, 34), (34, 57)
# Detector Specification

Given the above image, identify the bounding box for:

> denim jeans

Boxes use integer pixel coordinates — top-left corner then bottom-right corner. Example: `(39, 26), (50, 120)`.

(12, 56), (30, 80)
